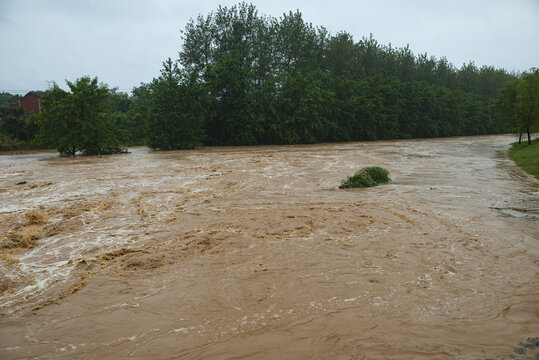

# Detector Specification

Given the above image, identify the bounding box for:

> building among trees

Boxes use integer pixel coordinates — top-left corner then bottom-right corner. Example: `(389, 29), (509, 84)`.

(10, 91), (43, 116)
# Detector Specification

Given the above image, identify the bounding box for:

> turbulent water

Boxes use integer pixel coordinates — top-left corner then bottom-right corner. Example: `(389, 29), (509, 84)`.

(0, 135), (537, 359)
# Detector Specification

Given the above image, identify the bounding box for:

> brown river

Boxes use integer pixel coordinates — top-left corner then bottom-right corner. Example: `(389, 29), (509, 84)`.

(0, 135), (537, 359)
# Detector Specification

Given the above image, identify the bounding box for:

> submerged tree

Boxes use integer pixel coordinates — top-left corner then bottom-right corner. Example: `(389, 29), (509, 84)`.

(37, 76), (127, 156)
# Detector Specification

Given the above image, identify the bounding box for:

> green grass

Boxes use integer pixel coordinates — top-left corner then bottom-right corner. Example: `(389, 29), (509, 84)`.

(339, 166), (391, 189)
(508, 138), (539, 180)
(0, 134), (42, 152)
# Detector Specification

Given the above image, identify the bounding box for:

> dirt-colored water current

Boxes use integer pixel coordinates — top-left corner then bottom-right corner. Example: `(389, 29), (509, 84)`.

(0, 135), (537, 359)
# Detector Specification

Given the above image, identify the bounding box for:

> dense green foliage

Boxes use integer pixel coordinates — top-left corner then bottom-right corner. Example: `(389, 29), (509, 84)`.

(508, 139), (539, 179)
(339, 167), (391, 188)
(0, 106), (38, 142)
(0, 92), (18, 107)
(138, 2), (517, 148)
(0, 94), (40, 150)
(120, 85), (148, 146)
(37, 76), (127, 156)
(496, 69), (539, 144)
(146, 59), (207, 150)
(2, 3), (529, 152)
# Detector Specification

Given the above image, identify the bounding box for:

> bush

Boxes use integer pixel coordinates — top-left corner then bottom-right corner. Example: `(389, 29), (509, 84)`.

(339, 166), (391, 189)
(0, 133), (41, 152)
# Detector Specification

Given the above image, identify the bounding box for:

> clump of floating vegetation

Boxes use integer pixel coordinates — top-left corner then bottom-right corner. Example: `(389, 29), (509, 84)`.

(339, 166), (391, 189)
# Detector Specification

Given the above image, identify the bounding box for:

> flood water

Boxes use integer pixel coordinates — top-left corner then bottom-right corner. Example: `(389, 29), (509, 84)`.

(0, 135), (537, 359)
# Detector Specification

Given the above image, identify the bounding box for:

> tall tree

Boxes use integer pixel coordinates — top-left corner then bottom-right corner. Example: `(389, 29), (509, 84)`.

(324, 32), (360, 78)
(516, 69), (539, 144)
(126, 83), (152, 145)
(274, 10), (325, 76)
(206, 50), (258, 145)
(146, 59), (207, 150)
(495, 80), (521, 141)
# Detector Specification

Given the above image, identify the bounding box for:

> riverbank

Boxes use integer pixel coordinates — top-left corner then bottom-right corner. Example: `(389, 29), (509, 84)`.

(508, 138), (539, 179)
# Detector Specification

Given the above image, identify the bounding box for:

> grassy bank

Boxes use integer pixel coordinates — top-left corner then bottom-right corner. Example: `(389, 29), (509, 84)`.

(508, 138), (539, 179)
(0, 135), (42, 152)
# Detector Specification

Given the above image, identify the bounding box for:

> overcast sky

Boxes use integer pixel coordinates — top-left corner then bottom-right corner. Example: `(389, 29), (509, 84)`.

(1, 0), (538, 95)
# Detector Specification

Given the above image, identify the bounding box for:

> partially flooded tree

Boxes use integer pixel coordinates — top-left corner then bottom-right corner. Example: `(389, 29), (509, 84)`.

(146, 58), (207, 150)
(37, 76), (127, 156)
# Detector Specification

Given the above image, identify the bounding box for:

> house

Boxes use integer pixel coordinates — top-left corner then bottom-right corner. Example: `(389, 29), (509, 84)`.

(10, 91), (43, 116)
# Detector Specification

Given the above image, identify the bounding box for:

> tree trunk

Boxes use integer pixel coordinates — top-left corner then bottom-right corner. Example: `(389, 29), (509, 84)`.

(527, 126), (531, 145)
(519, 131), (522, 144)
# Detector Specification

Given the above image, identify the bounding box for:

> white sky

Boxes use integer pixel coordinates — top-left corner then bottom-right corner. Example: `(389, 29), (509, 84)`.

(1, 0), (538, 94)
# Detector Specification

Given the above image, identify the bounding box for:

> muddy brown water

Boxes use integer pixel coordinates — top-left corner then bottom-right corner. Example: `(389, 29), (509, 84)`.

(0, 135), (537, 359)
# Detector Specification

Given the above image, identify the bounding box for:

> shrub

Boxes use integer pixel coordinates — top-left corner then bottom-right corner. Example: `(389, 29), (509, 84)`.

(339, 166), (391, 189)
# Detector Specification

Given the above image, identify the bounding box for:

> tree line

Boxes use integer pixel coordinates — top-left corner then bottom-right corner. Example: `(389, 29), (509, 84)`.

(144, 3), (518, 149)
(0, 2), (536, 155)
